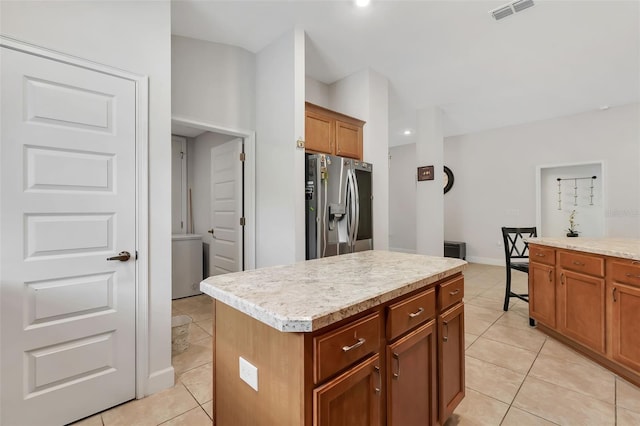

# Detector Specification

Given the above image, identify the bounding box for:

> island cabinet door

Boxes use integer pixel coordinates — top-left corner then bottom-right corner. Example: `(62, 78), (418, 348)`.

(313, 354), (381, 426)
(386, 320), (437, 426)
(610, 283), (640, 371)
(557, 269), (606, 354)
(529, 263), (557, 328)
(438, 303), (465, 424)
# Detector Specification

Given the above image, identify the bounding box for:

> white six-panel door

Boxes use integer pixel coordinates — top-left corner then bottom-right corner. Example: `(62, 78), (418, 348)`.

(210, 139), (243, 274)
(1, 46), (137, 425)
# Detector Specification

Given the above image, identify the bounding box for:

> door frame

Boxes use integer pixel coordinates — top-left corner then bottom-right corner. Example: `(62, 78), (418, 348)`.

(0, 36), (151, 399)
(171, 115), (256, 271)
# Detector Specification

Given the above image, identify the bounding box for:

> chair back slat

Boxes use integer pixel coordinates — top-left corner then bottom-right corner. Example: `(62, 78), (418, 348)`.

(501, 227), (537, 264)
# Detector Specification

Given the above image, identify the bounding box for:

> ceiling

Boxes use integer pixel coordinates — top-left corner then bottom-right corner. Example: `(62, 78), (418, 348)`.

(171, 0), (640, 146)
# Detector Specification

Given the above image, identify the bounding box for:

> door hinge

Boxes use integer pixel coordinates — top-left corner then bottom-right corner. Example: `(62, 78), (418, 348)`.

(240, 217), (246, 226)
(180, 151), (184, 160)
(240, 152), (246, 162)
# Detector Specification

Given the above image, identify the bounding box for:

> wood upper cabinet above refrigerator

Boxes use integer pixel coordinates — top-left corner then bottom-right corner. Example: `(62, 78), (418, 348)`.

(305, 102), (365, 160)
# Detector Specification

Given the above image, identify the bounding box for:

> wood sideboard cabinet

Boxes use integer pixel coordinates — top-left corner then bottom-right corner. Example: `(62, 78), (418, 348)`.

(305, 102), (365, 160)
(213, 273), (465, 426)
(529, 244), (640, 387)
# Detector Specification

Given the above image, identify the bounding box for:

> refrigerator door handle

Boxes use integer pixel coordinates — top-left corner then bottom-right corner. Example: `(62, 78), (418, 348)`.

(352, 169), (360, 247)
(346, 169), (357, 248)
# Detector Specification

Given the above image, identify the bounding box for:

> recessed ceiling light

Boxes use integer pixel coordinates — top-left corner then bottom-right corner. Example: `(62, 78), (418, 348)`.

(355, 0), (370, 7)
(403, 130), (412, 135)
(599, 105), (610, 111)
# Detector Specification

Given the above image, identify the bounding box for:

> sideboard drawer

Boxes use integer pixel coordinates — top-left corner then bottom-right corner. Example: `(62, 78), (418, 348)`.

(559, 251), (605, 277)
(313, 312), (380, 384)
(529, 245), (556, 266)
(439, 275), (464, 311)
(387, 287), (436, 341)
(610, 260), (640, 287)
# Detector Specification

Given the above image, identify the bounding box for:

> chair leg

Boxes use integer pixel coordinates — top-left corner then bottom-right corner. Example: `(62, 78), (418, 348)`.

(529, 317), (536, 327)
(503, 268), (511, 311)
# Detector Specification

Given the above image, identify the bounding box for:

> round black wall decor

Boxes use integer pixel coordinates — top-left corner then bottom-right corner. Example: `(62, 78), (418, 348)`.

(443, 166), (454, 194)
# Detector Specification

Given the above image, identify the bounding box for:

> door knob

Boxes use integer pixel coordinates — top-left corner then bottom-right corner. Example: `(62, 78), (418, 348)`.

(107, 251), (131, 262)
(208, 229), (215, 236)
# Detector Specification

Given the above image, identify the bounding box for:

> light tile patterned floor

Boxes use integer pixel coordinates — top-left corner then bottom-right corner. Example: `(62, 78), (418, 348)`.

(74, 263), (640, 425)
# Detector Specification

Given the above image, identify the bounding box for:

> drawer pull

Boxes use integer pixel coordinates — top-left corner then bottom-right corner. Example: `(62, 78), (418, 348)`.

(374, 365), (381, 394)
(342, 338), (365, 352)
(449, 289), (461, 296)
(548, 269), (552, 282)
(625, 273), (640, 279)
(392, 352), (400, 379)
(560, 273), (565, 285)
(572, 260), (585, 266)
(443, 321), (449, 342)
(535, 253), (546, 257)
(408, 307), (425, 318)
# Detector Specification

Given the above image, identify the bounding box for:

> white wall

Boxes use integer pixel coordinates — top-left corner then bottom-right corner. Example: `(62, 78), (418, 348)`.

(255, 28), (306, 267)
(540, 163), (603, 237)
(172, 35), (255, 131)
(305, 76), (330, 108)
(416, 107), (444, 256)
(187, 132), (237, 270)
(444, 103), (640, 264)
(0, 1), (173, 393)
(328, 69), (390, 250)
(389, 144), (417, 252)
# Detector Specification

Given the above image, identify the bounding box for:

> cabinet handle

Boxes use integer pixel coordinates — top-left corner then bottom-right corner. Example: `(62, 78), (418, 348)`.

(625, 273), (640, 279)
(449, 289), (461, 296)
(373, 365), (381, 394)
(392, 352), (400, 379)
(535, 253), (546, 257)
(548, 269), (552, 282)
(560, 273), (565, 285)
(408, 307), (424, 318)
(613, 287), (617, 302)
(443, 321), (449, 342)
(342, 337), (365, 352)
(632, 261), (640, 265)
(572, 260), (585, 266)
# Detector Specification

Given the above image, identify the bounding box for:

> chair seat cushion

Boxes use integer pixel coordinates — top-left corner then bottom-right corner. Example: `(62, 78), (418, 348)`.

(510, 262), (529, 273)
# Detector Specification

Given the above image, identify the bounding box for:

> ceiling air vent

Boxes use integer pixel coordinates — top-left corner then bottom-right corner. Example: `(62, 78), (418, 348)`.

(512, 0), (535, 13)
(491, 5), (514, 20)
(490, 0), (535, 20)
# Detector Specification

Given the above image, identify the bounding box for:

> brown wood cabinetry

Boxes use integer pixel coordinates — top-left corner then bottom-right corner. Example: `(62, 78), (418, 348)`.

(558, 268), (605, 353)
(305, 102), (364, 160)
(438, 302), (465, 423)
(529, 244), (640, 388)
(213, 273), (465, 426)
(529, 260), (556, 327)
(386, 321), (437, 426)
(609, 260), (640, 372)
(314, 354), (381, 426)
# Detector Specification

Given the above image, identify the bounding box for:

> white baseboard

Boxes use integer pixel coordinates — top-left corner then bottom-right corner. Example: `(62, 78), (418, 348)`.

(389, 246), (416, 254)
(465, 256), (504, 266)
(145, 366), (175, 397)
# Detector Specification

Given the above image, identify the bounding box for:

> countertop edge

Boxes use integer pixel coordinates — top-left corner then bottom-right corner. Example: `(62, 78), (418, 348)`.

(201, 263), (466, 333)
(527, 238), (640, 261)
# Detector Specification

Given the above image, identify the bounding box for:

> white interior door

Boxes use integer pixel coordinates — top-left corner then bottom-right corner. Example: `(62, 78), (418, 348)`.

(1, 46), (137, 425)
(171, 135), (187, 234)
(210, 139), (243, 274)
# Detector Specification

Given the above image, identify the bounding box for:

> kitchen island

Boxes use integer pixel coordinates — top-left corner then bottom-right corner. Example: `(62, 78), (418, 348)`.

(200, 250), (467, 426)
(527, 237), (640, 387)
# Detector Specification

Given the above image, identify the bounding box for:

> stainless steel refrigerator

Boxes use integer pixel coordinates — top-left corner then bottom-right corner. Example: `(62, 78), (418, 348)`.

(305, 153), (373, 259)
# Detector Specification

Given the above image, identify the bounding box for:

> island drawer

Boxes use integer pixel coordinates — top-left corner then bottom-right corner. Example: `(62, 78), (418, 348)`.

(387, 287), (436, 341)
(313, 312), (380, 384)
(439, 275), (464, 311)
(559, 251), (604, 277)
(529, 245), (555, 266)
(610, 260), (640, 287)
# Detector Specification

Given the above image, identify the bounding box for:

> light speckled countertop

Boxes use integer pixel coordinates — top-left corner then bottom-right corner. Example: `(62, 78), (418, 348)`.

(527, 237), (640, 260)
(200, 250), (466, 332)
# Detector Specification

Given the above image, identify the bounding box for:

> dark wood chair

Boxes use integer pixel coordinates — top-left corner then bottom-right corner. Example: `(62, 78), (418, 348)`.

(501, 227), (537, 326)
